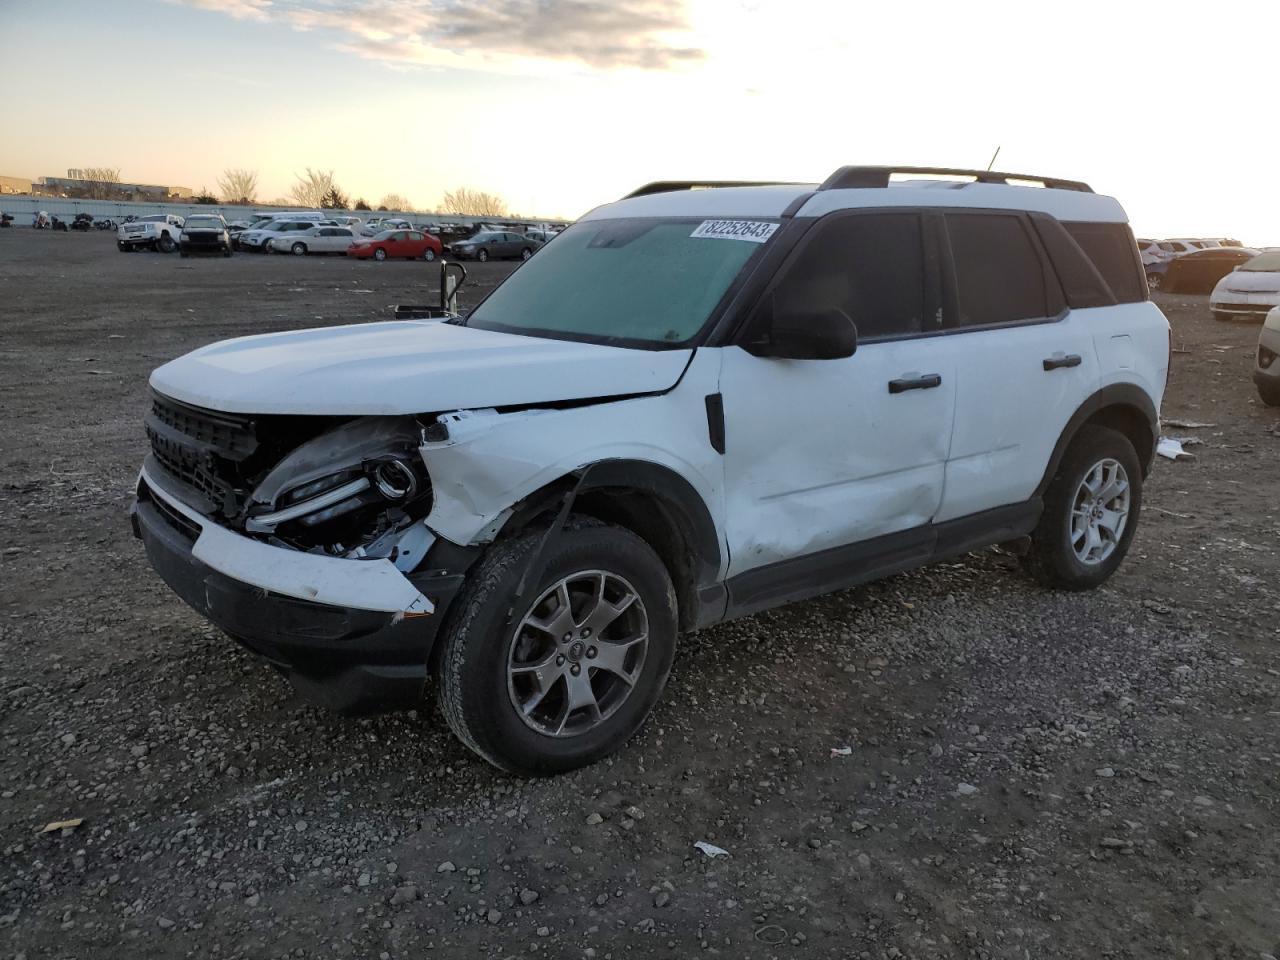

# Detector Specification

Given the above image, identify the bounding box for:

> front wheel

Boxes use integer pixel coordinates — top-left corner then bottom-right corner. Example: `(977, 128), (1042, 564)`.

(157, 234), (176, 254)
(1146, 272), (1162, 291)
(1258, 381), (1280, 407)
(439, 521), (677, 776)
(374, 248), (387, 261)
(1213, 311), (1231, 322)
(117, 241), (128, 253)
(1021, 425), (1142, 590)
(520, 247), (533, 261)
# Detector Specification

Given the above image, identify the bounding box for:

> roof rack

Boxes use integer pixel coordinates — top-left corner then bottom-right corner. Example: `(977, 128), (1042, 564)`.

(818, 166), (1093, 193)
(623, 180), (805, 199)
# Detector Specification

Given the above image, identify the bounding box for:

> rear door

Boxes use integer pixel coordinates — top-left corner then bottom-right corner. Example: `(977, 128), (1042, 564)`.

(936, 211), (1099, 522)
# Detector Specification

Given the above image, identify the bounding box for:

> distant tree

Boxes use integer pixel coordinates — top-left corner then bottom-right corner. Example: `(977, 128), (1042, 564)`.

(290, 167), (342, 208)
(267, 197), (292, 207)
(378, 192), (412, 212)
(79, 167), (122, 200)
(353, 197), (371, 210)
(193, 187), (219, 205)
(321, 186), (349, 209)
(377, 205), (388, 212)
(217, 168), (259, 205)
(440, 186), (508, 217)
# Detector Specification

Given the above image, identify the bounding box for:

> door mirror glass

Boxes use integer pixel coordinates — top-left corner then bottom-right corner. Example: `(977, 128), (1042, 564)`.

(758, 308), (858, 360)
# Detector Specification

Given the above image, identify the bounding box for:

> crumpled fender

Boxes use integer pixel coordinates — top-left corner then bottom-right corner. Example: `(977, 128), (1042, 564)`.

(418, 350), (726, 552)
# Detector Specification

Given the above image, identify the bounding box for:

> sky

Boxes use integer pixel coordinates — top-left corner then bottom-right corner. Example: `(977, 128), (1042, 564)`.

(1, 0), (1278, 239)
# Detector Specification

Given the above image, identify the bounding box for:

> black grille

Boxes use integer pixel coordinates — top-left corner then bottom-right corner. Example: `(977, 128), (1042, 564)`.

(140, 481), (201, 542)
(146, 393), (260, 517)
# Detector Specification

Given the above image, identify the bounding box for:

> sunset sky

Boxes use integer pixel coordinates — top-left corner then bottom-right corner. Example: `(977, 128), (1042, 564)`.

(2, 0), (1278, 239)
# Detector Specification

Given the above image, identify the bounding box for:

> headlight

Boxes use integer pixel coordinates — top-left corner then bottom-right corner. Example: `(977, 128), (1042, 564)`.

(180, 233), (190, 240)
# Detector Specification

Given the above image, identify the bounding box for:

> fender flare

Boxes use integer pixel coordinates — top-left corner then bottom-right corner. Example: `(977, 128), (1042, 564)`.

(1034, 384), (1158, 498)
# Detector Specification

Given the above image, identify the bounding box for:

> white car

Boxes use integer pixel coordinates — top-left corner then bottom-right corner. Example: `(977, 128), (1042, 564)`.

(269, 225), (357, 256)
(118, 214), (185, 253)
(360, 217), (411, 236)
(238, 218), (338, 253)
(1210, 250), (1280, 322)
(131, 164), (1169, 775)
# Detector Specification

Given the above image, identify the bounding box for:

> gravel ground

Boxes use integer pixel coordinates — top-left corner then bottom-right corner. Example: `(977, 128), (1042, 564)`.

(2, 230), (1278, 959)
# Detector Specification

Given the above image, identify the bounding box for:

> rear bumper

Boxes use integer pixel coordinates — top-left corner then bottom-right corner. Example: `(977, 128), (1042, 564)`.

(131, 467), (464, 713)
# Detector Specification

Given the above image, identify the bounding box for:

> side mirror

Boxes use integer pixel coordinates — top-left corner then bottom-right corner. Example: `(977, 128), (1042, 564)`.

(753, 308), (858, 360)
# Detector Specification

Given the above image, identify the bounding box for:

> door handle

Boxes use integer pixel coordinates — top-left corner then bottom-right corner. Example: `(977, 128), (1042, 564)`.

(888, 373), (942, 394)
(1043, 353), (1083, 371)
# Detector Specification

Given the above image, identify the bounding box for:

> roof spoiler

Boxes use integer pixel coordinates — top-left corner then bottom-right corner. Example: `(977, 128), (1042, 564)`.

(818, 166), (1094, 193)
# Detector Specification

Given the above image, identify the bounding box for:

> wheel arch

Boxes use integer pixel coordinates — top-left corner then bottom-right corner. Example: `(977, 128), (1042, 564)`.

(1035, 384), (1158, 498)
(490, 459), (724, 633)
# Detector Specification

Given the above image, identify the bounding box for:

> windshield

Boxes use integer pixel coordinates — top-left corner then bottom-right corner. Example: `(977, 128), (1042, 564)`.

(466, 217), (773, 347)
(185, 217), (222, 229)
(140, 215), (167, 223)
(1242, 252), (1280, 271)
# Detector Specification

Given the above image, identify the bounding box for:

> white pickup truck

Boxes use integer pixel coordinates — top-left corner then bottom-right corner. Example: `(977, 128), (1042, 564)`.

(118, 214), (186, 253)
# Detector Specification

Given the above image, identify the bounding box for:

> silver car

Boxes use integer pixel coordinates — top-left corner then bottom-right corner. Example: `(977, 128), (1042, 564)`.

(269, 225), (357, 256)
(1255, 306), (1280, 406)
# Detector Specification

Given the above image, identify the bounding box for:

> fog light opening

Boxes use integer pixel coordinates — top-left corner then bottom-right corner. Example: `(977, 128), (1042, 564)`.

(374, 459), (418, 500)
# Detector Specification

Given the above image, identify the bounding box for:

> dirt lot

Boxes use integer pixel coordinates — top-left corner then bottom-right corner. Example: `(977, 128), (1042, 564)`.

(2, 229), (1278, 960)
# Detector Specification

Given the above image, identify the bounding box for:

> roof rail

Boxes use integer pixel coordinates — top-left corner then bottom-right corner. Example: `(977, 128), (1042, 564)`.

(623, 180), (804, 199)
(818, 166), (1094, 193)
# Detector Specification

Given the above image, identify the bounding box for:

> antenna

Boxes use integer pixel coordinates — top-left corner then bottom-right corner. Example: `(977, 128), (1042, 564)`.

(986, 146), (1002, 172)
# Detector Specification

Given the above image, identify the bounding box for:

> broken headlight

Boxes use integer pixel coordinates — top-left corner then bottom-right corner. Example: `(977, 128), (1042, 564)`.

(242, 418), (432, 555)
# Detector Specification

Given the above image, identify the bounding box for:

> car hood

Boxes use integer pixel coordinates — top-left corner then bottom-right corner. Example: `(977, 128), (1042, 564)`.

(149, 320), (692, 415)
(1215, 270), (1280, 294)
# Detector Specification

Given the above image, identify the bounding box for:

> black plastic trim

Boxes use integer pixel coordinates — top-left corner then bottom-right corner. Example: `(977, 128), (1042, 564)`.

(704, 393), (726, 454)
(1034, 384), (1159, 495)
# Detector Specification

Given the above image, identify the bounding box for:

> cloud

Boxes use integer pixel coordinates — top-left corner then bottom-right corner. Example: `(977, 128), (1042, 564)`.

(176, 0), (705, 71)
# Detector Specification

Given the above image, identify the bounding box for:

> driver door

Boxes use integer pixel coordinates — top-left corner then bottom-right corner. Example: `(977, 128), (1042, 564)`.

(719, 211), (956, 588)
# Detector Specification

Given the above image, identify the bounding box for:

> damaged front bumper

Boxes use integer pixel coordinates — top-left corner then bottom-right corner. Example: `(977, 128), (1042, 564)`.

(131, 463), (464, 713)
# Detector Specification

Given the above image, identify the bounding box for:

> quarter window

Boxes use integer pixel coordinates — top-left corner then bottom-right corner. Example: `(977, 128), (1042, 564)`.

(757, 213), (928, 341)
(946, 214), (1049, 326)
(1063, 222), (1145, 303)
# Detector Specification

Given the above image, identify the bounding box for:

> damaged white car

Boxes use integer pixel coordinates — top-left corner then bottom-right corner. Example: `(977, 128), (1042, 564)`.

(132, 165), (1170, 775)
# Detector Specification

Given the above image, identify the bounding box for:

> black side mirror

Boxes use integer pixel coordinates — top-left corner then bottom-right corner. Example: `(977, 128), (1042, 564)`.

(753, 308), (858, 360)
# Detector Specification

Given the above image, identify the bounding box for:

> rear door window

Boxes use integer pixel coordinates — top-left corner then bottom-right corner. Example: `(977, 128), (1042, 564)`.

(1063, 222), (1146, 303)
(946, 214), (1050, 326)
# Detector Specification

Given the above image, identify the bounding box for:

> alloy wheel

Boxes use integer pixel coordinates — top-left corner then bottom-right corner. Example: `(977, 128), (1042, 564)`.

(1070, 458), (1131, 565)
(507, 570), (648, 738)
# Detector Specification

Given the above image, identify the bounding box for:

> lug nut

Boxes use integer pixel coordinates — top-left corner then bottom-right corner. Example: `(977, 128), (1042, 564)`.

(586, 647), (597, 659)
(570, 664), (581, 676)
(562, 633), (572, 642)
(581, 628), (592, 638)
(556, 654), (565, 666)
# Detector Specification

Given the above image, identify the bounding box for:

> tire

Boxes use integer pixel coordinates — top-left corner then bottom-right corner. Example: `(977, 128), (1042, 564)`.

(423, 247), (436, 262)
(1021, 425), (1143, 591)
(374, 248), (387, 261)
(157, 233), (176, 254)
(477, 248), (489, 263)
(180, 248), (188, 258)
(439, 521), (677, 776)
(1146, 272), (1162, 291)
(521, 247), (533, 261)
(1213, 311), (1231, 322)
(117, 241), (128, 253)
(291, 242), (307, 256)
(223, 246), (232, 258)
(1258, 382), (1280, 407)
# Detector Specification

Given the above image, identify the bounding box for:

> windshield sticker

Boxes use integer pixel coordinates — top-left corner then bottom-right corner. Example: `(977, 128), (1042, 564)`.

(690, 220), (778, 243)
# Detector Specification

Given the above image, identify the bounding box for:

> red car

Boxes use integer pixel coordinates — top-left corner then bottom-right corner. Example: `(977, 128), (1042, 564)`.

(348, 229), (443, 262)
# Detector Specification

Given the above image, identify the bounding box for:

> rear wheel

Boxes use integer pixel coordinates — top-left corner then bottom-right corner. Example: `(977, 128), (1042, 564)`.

(1021, 425), (1142, 590)
(423, 247), (436, 262)
(291, 242), (307, 256)
(439, 521), (677, 775)
(477, 248), (489, 263)
(521, 247), (533, 261)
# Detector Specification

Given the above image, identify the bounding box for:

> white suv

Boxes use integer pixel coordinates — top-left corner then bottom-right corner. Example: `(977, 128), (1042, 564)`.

(130, 166), (1170, 775)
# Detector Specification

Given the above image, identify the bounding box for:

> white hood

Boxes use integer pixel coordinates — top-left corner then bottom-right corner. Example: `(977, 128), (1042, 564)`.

(1214, 269), (1280, 296)
(149, 320), (692, 415)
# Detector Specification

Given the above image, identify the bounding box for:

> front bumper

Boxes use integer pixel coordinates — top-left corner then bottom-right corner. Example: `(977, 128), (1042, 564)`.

(181, 234), (229, 253)
(1212, 299), (1279, 320)
(131, 465), (464, 713)
(1255, 323), (1280, 385)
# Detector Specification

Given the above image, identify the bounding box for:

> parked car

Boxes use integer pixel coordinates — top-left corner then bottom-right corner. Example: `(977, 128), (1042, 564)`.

(1255, 306), (1280, 405)
(130, 164), (1168, 775)
(360, 217), (412, 237)
(1209, 250), (1280, 321)
(1164, 246), (1261, 294)
(179, 214), (233, 257)
(71, 212), (94, 231)
(449, 230), (541, 262)
(347, 228), (442, 261)
(1144, 258), (1170, 291)
(118, 214), (185, 253)
(270, 225), (357, 256)
(238, 218), (338, 253)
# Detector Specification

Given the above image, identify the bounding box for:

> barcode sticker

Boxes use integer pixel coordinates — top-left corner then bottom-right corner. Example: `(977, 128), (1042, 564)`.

(690, 220), (778, 243)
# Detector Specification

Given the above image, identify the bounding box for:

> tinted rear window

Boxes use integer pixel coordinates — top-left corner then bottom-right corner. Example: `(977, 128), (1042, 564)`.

(947, 214), (1049, 326)
(1064, 222), (1146, 303)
